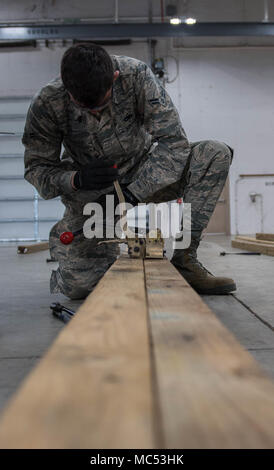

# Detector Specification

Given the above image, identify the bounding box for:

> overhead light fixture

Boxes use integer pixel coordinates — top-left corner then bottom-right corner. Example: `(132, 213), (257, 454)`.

(170, 16), (197, 25)
(185, 17), (196, 25)
(170, 17), (182, 25)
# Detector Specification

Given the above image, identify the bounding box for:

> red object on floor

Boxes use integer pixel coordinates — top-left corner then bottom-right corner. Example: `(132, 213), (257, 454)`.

(60, 231), (75, 245)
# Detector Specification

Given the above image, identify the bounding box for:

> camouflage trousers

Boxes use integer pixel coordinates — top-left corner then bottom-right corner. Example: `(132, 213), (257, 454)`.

(50, 140), (233, 299)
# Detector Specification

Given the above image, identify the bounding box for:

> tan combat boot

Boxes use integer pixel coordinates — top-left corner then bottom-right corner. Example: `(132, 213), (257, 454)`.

(171, 235), (236, 295)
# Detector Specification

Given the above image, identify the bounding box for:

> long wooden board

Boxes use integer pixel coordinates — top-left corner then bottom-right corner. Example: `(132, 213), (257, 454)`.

(256, 233), (274, 242)
(236, 235), (274, 246)
(0, 257), (155, 449)
(145, 259), (274, 449)
(232, 238), (274, 256)
(2, 256), (274, 448)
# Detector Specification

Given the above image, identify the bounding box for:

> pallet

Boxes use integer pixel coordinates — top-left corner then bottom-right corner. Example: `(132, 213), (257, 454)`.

(17, 242), (49, 254)
(256, 233), (274, 242)
(1, 256), (274, 448)
(232, 238), (274, 256)
(235, 235), (274, 246)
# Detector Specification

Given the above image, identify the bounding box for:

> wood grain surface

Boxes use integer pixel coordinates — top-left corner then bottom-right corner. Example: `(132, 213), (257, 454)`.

(17, 242), (49, 254)
(0, 257), (155, 449)
(256, 233), (274, 242)
(232, 239), (274, 256)
(145, 259), (274, 448)
(236, 236), (274, 245)
(2, 256), (274, 449)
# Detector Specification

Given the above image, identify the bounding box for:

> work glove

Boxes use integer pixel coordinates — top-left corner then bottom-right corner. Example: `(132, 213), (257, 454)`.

(73, 158), (118, 190)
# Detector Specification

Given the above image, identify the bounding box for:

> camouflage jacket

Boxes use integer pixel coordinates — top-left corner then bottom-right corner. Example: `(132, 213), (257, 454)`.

(23, 55), (191, 214)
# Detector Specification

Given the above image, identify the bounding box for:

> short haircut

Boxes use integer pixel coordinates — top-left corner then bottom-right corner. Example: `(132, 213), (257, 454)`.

(61, 43), (114, 108)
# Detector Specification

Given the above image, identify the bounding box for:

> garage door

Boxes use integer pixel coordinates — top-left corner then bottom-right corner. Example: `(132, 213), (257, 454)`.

(0, 96), (64, 242)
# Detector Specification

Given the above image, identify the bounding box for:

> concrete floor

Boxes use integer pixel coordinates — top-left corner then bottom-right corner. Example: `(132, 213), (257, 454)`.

(199, 235), (274, 379)
(0, 235), (273, 415)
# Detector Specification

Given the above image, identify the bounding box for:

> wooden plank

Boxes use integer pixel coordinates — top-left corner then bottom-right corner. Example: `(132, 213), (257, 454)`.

(232, 239), (274, 256)
(235, 235), (274, 246)
(256, 233), (274, 242)
(17, 241), (49, 254)
(239, 173), (274, 177)
(145, 258), (274, 448)
(0, 257), (155, 449)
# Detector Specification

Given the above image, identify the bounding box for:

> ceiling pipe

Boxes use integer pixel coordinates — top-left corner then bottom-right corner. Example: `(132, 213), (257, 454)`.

(73, 39), (131, 46)
(148, 0), (153, 23)
(0, 16), (174, 26)
(263, 0), (269, 23)
(114, 0), (119, 24)
(0, 40), (36, 48)
(2, 23), (274, 40)
(148, 1), (154, 67)
(160, 0), (165, 23)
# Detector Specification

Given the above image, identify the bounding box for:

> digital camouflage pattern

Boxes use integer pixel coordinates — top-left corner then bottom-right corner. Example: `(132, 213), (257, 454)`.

(151, 140), (233, 232)
(49, 206), (120, 300)
(22, 55), (232, 299)
(23, 55), (190, 206)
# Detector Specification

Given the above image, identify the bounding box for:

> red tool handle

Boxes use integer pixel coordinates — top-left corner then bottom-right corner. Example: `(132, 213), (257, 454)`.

(60, 231), (75, 244)
(60, 165), (117, 245)
(59, 228), (83, 245)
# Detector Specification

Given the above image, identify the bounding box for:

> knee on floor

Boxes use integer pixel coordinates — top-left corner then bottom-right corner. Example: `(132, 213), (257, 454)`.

(50, 268), (92, 300)
(64, 286), (90, 300)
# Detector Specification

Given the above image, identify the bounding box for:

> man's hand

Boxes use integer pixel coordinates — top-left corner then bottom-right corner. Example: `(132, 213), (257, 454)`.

(73, 158), (118, 190)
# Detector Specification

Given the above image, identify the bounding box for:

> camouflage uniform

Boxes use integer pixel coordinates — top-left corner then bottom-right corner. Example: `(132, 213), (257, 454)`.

(23, 55), (232, 299)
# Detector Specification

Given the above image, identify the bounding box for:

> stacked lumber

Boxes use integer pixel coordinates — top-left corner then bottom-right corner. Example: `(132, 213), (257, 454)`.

(1, 256), (274, 448)
(256, 233), (274, 242)
(232, 234), (274, 256)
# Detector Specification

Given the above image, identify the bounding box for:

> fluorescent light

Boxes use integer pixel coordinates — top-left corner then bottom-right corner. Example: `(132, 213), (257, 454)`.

(170, 16), (197, 25)
(185, 17), (196, 25)
(170, 17), (182, 25)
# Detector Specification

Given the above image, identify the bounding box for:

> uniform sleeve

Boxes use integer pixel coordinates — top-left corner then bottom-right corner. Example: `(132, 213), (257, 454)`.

(23, 94), (75, 200)
(127, 62), (191, 202)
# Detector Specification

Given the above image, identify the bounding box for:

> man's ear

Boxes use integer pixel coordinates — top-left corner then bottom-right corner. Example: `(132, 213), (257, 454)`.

(113, 70), (120, 81)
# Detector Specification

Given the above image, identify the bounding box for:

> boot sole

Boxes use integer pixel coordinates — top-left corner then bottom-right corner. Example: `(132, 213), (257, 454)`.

(194, 283), (237, 295)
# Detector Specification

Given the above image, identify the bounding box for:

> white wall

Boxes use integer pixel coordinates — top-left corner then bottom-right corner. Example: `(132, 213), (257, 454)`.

(0, 0), (271, 22)
(0, 41), (149, 95)
(164, 45), (274, 234)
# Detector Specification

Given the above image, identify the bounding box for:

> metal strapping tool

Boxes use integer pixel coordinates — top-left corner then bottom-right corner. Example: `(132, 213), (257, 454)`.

(100, 172), (165, 259)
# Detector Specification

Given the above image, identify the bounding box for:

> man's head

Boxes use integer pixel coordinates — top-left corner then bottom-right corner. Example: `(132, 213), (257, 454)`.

(61, 43), (117, 111)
